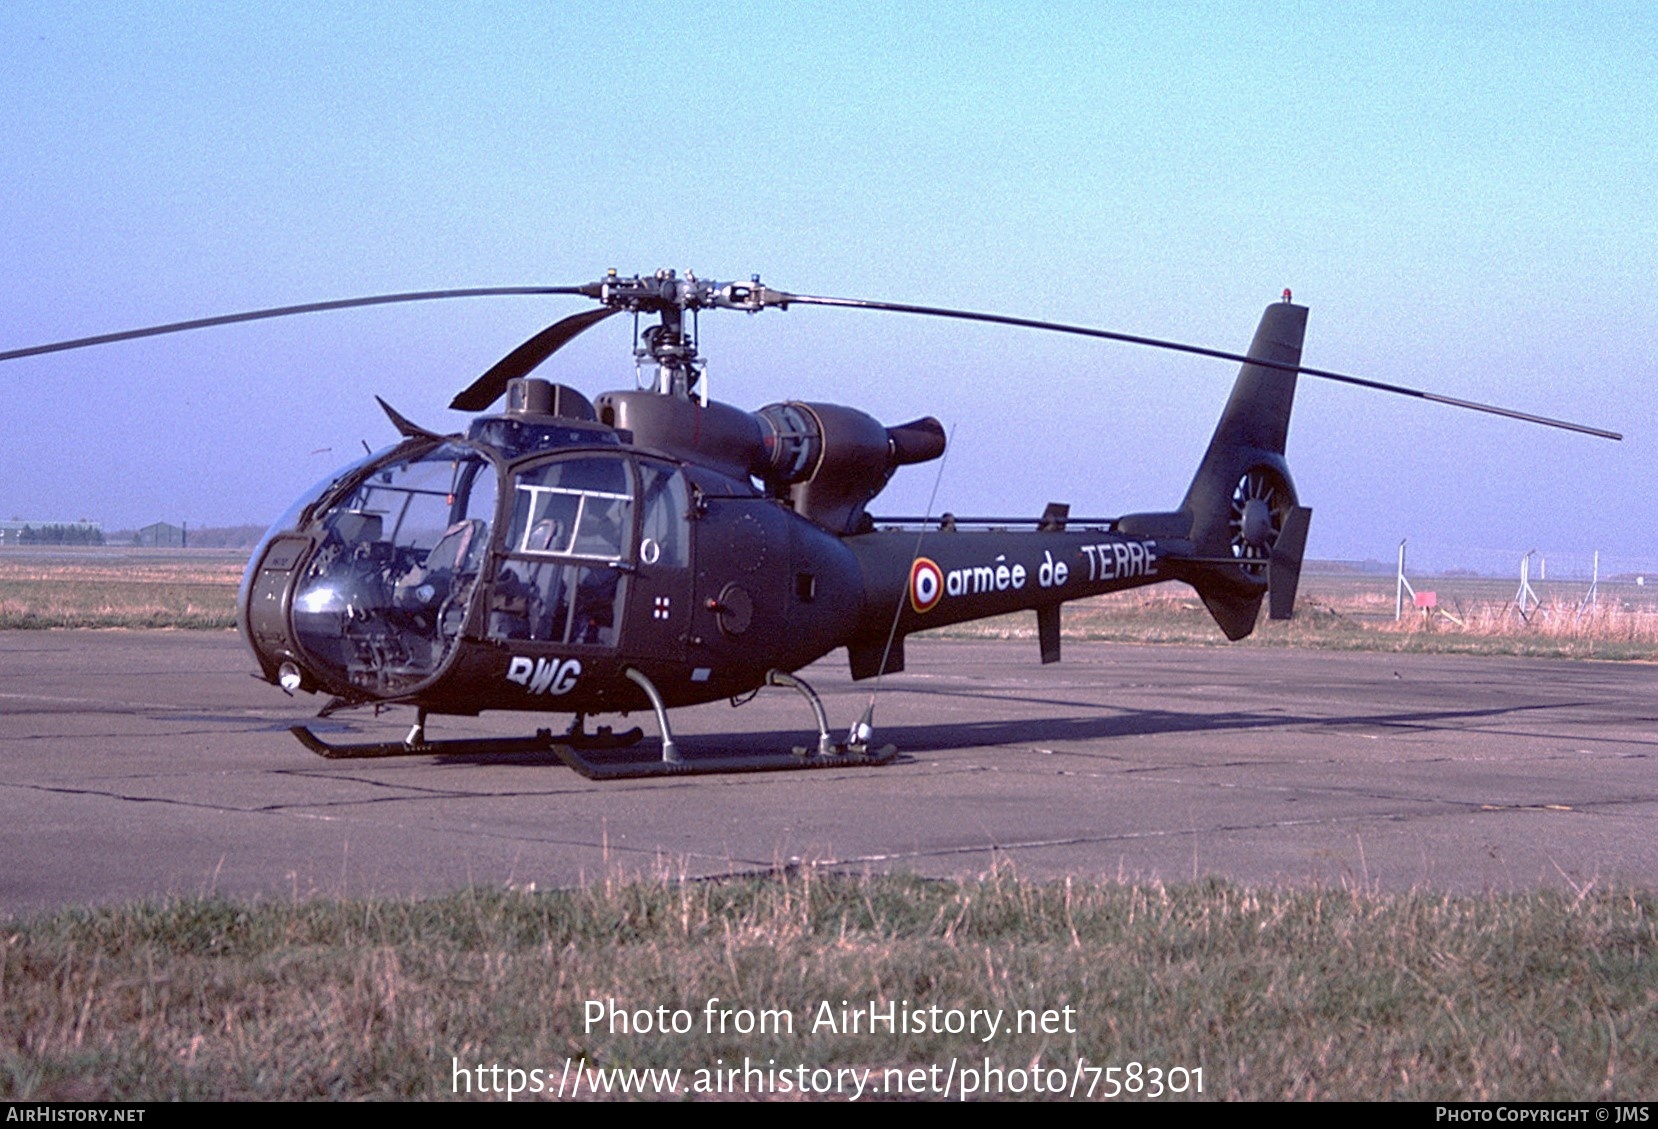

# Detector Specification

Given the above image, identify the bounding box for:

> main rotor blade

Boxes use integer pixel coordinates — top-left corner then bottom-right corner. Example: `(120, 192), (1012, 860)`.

(0, 286), (586, 364)
(781, 294), (1622, 441)
(448, 306), (621, 411)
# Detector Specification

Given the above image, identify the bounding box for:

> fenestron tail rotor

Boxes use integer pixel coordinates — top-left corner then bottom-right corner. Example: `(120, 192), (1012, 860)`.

(1228, 469), (1291, 575)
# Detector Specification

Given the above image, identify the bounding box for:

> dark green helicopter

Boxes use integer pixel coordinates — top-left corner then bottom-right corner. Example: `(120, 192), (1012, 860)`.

(2, 272), (1620, 778)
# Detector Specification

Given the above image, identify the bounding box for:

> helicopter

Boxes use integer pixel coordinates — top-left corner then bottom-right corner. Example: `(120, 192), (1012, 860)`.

(2, 271), (1621, 778)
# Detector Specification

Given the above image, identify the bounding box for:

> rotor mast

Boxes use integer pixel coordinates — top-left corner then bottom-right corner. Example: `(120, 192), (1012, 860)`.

(594, 268), (791, 402)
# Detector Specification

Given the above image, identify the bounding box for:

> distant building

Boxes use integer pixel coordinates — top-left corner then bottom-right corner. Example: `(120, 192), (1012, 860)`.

(135, 521), (186, 548)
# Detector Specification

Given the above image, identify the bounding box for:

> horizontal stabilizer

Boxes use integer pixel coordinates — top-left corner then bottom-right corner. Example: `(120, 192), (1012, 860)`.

(1116, 510), (1192, 539)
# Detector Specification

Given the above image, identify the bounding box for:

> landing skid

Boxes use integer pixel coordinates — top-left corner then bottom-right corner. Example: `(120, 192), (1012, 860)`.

(292, 668), (899, 777)
(554, 743), (900, 780)
(291, 723), (898, 777)
(290, 725), (560, 760)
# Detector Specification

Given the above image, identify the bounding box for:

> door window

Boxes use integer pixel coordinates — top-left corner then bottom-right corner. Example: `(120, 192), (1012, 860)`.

(493, 456), (633, 647)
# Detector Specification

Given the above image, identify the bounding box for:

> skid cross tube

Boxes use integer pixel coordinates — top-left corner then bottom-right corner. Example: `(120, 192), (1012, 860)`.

(624, 666), (681, 763)
(765, 669), (835, 757)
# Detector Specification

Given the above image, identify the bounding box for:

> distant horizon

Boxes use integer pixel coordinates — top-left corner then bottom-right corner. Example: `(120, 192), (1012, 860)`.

(3, 520), (1654, 583)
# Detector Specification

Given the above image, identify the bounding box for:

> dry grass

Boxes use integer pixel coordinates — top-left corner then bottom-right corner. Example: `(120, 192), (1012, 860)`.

(0, 553), (243, 629)
(939, 577), (1658, 661)
(3, 871), (1655, 1101)
(1372, 598), (1658, 652)
(7, 550), (1658, 661)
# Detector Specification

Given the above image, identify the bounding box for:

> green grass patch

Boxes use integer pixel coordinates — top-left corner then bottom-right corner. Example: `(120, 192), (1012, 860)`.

(3, 873), (1655, 1100)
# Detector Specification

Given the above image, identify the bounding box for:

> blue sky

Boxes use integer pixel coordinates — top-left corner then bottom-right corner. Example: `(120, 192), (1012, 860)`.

(2, 2), (1653, 564)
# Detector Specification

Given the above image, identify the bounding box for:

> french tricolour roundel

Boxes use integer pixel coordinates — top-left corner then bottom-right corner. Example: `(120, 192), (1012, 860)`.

(909, 557), (944, 613)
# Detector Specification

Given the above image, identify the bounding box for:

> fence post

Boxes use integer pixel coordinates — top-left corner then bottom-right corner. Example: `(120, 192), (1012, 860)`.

(1395, 539), (1416, 622)
(1512, 550), (1539, 622)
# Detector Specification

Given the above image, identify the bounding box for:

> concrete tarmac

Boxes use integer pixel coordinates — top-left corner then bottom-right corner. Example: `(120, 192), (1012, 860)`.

(2, 630), (1655, 913)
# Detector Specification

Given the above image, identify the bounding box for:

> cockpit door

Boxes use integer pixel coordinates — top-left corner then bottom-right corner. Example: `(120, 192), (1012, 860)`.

(488, 453), (633, 650)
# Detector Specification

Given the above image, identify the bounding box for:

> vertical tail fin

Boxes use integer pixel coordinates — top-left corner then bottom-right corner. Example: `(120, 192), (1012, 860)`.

(1181, 300), (1312, 639)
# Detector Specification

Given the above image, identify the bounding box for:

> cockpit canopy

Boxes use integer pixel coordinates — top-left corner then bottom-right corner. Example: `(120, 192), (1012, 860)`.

(245, 421), (691, 702)
(289, 441), (499, 694)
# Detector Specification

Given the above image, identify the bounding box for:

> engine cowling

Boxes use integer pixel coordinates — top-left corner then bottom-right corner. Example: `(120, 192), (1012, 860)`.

(756, 402), (945, 534)
(592, 388), (945, 535)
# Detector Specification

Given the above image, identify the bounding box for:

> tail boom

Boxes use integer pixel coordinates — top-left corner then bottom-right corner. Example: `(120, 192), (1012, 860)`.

(843, 298), (1317, 672)
(842, 525), (1194, 675)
